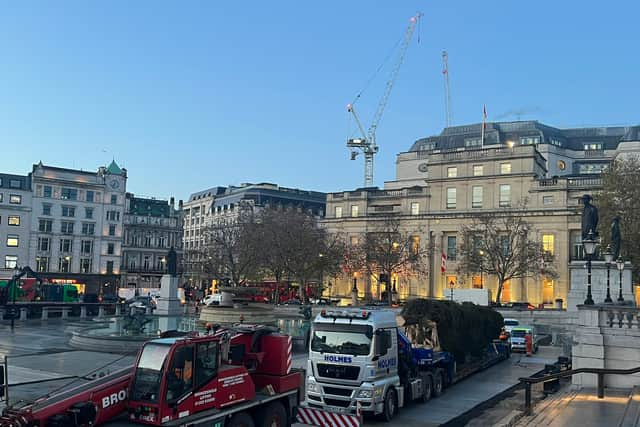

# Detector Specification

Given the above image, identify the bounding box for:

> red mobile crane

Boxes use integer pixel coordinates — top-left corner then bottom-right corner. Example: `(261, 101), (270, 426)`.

(0, 325), (301, 427)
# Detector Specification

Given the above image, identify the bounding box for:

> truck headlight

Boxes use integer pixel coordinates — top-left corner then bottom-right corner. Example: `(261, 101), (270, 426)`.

(307, 381), (318, 393)
(357, 389), (372, 398)
(373, 386), (384, 398)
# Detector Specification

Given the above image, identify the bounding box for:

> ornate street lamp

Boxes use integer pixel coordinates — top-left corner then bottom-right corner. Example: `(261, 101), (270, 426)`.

(582, 230), (597, 305)
(616, 257), (625, 303)
(603, 246), (613, 303)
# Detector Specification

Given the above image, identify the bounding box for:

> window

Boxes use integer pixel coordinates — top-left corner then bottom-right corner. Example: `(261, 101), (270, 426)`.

(59, 239), (73, 253)
(500, 163), (512, 174)
(82, 223), (95, 235)
(543, 196), (554, 205)
(550, 138), (563, 147)
(472, 275), (483, 289)
(143, 256), (151, 270)
(447, 236), (457, 261)
(447, 167), (457, 178)
(412, 236), (420, 255)
(42, 204), (52, 215)
(351, 205), (359, 217)
(106, 210), (120, 221)
(411, 202), (420, 215)
(499, 184), (511, 207)
(500, 236), (510, 256)
(61, 206), (76, 217)
(8, 216), (20, 226)
(350, 236), (359, 246)
(110, 194), (117, 205)
(5, 255), (18, 269)
(36, 257), (49, 272)
(446, 188), (456, 209)
(85, 207), (93, 219)
(446, 275), (457, 289)
(61, 188), (78, 200)
(9, 194), (22, 204)
(584, 143), (603, 151)
(542, 234), (554, 256)
(520, 136), (540, 145)
(59, 257), (71, 273)
(195, 342), (219, 389)
(578, 163), (607, 174)
(465, 137), (482, 148)
(335, 206), (343, 218)
(86, 190), (94, 202)
(37, 237), (50, 252)
(80, 258), (92, 274)
(61, 221), (74, 234)
(472, 186), (483, 208)
(543, 279), (554, 304)
(6, 235), (18, 247)
(106, 261), (114, 274)
(39, 219), (53, 232)
(107, 243), (115, 255)
(9, 179), (21, 188)
(0, 194), (2, 202)
(109, 224), (116, 236)
(81, 240), (93, 254)
(473, 165), (483, 176)
(43, 185), (52, 198)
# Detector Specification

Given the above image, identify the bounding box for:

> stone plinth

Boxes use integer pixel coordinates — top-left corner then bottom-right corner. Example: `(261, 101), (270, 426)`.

(567, 261), (635, 311)
(572, 305), (640, 388)
(156, 275), (182, 316)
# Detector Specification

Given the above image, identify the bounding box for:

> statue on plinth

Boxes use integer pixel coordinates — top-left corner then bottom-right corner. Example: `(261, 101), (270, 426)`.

(581, 194), (599, 239)
(611, 216), (621, 259)
(167, 247), (177, 277)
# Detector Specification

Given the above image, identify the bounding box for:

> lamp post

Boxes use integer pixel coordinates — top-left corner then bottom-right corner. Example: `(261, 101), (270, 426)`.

(449, 280), (455, 301)
(351, 272), (359, 306)
(479, 249), (485, 289)
(10, 266), (21, 332)
(582, 231), (597, 305)
(616, 257), (625, 303)
(603, 246), (613, 303)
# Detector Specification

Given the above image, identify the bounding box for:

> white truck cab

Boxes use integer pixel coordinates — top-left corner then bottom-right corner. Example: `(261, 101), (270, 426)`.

(306, 308), (403, 419)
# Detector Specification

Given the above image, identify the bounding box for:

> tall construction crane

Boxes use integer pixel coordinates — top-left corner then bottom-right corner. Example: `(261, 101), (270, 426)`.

(347, 12), (422, 188)
(442, 50), (453, 128)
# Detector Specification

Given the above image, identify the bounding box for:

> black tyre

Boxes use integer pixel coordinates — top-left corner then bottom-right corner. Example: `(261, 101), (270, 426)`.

(420, 373), (433, 403)
(256, 401), (288, 427)
(433, 369), (444, 397)
(227, 411), (255, 427)
(381, 387), (397, 421)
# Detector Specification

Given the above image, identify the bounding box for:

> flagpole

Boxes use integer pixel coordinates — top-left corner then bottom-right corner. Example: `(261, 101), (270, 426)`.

(481, 104), (486, 148)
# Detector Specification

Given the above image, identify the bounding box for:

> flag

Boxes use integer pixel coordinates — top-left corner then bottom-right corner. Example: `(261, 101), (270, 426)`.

(481, 104), (487, 147)
(441, 252), (447, 273)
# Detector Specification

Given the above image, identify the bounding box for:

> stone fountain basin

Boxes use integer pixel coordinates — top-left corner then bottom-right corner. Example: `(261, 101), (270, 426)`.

(199, 303), (276, 325)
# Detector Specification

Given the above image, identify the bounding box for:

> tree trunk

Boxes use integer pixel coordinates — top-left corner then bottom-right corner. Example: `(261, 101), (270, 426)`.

(495, 279), (503, 304)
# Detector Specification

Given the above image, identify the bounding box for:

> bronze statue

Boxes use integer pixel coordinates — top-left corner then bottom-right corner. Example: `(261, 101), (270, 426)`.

(167, 247), (177, 277)
(611, 216), (621, 259)
(581, 194), (599, 240)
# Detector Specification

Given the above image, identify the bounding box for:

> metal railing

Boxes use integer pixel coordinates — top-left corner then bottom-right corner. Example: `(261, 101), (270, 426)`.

(519, 365), (640, 415)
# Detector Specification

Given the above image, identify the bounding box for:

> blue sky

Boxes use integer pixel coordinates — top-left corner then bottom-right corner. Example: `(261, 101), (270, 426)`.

(1, 1), (638, 200)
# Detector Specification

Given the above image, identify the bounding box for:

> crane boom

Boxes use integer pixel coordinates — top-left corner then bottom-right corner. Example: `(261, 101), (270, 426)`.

(347, 12), (422, 187)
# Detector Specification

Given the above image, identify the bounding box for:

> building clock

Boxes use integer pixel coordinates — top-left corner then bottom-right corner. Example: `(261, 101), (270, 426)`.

(109, 179), (120, 190)
(418, 163), (428, 173)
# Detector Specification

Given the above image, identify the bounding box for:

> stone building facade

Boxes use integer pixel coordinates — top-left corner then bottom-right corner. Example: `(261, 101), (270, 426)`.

(323, 121), (640, 306)
(0, 173), (32, 278)
(27, 161), (127, 295)
(120, 194), (183, 291)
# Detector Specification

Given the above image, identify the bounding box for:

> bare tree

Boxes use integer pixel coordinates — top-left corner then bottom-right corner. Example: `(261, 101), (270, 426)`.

(456, 205), (557, 303)
(595, 155), (640, 282)
(200, 208), (261, 288)
(361, 216), (429, 304)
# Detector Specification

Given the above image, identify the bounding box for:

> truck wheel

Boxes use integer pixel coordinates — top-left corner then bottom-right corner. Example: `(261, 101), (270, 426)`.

(420, 373), (433, 403)
(381, 388), (397, 421)
(227, 411), (255, 427)
(433, 369), (444, 397)
(256, 401), (287, 427)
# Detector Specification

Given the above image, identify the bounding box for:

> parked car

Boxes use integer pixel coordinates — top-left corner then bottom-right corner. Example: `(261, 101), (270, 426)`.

(281, 298), (301, 305)
(100, 294), (122, 304)
(503, 318), (519, 335)
(510, 326), (538, 353)
(202, 293), (222, 306)
(509, 301), (535, 310)
(127, 296), (156, 310)
(309, 298), (332, 305)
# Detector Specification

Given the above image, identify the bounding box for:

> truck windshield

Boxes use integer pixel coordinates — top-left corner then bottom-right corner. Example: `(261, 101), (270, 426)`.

(511, 330), (529, 338)
(311, 324), (373, 356)
(130, 343), (172, 402)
